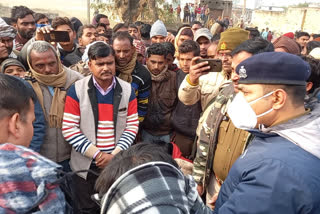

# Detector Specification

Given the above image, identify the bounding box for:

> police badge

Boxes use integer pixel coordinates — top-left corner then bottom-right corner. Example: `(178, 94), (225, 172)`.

(239, 66), (247, 79)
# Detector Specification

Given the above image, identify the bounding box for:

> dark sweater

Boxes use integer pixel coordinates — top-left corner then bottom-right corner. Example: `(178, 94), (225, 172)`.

(116, 61), (151, 122)
(59, 44), (83, 67)
(172, 70), (202, 138)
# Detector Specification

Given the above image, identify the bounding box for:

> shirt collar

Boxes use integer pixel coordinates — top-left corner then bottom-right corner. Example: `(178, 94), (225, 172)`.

(92, 76), (116, 92)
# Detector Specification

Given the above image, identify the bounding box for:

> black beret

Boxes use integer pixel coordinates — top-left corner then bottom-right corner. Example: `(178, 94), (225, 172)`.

(236, 52), (310, 86)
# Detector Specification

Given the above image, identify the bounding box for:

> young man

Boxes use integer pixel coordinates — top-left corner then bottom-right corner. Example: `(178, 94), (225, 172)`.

(112, 31), (151, 122)
(63, 42), (138, 213)
(128, 23), (141, 40)
(150, 20), (168, 44)
(1, 58), (26, 78)
(0, 74), (66, 213)
(78, 24), (98, 48)
(11, 6), (36, 51)
(34, 13), (49, 26)
(295, 31), (310, 55)
(142, 43), (177, 143)
(51, 17), (80, 67)
(194, 28), (213, 59)
(214, 52), (320, 213)
(25, 41), (83, 170)
(191, 21), (202, 34)
(172, 40), (202, 158)
(94, 14), (110, 30)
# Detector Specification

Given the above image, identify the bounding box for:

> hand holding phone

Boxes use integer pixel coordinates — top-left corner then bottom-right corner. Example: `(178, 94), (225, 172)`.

(188, 57), (211, 85)
(43, 31), (70, 43)
(36, 26), (70, 43)
(196, 59), (222, 73)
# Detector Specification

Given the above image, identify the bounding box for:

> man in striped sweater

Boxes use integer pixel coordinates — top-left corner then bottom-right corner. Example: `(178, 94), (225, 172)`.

(62, 42), (139, 213)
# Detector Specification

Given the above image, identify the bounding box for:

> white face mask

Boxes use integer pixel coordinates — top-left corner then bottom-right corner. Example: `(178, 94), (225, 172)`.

(227, 91), (275, 130)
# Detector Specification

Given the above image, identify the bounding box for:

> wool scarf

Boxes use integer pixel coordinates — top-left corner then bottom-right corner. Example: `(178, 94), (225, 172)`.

(27, 57), (67, 129)
(116, 51), (137, 83)
(150, 65), (170, 82)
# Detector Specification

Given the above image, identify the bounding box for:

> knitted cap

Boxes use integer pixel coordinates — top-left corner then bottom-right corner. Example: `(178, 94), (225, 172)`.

(0, 18), (16, 38)
(272, 36), (301, 55)
(150, 20), (167, 38)
(217, 28), (249, 52)
(309, 47), (320, 60)
(283, 32), (294, 39)
(1, 58), (26, 74)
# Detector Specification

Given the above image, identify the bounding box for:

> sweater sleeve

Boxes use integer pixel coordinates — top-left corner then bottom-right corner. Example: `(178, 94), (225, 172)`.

(116, 87), (139, 150)
(62, 84), (99, 158)
(178, 74), (202, 106)
(132, 67), (151, 122)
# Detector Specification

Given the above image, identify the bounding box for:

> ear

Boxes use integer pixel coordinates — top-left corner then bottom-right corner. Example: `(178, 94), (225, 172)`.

(72, 31), (77, 40)
(272, 89), (287, 110)
(7, 113), (21, 140)
(78, 37), (83, 46)
(12, 22), (17, 29)
(88, 60), (92, 69)
(306, 82), (313, 92)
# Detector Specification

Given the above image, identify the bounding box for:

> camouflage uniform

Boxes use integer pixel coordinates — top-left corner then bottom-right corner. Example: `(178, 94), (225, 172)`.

(69, 61), (91, 77)
(192, 83), (251, 189)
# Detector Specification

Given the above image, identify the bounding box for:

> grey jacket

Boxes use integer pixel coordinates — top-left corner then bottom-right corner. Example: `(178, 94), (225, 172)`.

(38, 67), (83, 162)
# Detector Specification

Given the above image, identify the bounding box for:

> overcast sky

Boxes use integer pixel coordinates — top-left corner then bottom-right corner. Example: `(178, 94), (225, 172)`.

(261, 0), (319, 6)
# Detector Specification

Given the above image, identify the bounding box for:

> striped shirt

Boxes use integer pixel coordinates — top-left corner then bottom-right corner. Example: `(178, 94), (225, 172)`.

(62, 82), (139, 156)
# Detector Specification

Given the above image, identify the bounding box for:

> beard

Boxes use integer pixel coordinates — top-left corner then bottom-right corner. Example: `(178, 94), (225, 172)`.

(18, 28), (35, 40)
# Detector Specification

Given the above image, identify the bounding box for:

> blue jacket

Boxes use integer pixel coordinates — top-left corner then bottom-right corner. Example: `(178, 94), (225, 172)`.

(21, 79), (46, 152)
(214, 131), (320, 214)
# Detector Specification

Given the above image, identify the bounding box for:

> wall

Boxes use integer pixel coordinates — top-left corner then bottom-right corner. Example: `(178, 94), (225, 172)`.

(251, 7), (320, 35)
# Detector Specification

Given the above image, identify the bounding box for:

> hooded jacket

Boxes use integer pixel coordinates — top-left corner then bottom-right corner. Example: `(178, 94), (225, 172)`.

(0, 143), (66, 213)
(99, 162), (212, 214)
(214, 103), (320, 214)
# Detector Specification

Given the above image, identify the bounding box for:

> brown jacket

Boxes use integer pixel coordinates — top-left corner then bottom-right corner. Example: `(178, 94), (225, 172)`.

(143, 70), (177, 136)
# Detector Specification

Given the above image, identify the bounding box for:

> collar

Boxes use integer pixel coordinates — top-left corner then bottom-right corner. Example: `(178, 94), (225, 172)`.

(92, 76), (116, 95)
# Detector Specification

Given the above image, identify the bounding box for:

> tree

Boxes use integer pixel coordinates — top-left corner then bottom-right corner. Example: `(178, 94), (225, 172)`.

(91, 0), (178, 23)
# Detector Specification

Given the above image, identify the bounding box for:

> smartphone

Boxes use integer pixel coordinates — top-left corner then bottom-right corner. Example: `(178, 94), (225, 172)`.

(196, 59), (222, 72)
(44, 31), (70, 42)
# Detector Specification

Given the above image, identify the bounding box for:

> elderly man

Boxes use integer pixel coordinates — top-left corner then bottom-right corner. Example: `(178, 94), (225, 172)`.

(0, 18), (18, 63)
(112, 31), (151, 122)
(62, 42), (138, 213)
(25, 41), (83, 171)
(214, 52), (320, 213)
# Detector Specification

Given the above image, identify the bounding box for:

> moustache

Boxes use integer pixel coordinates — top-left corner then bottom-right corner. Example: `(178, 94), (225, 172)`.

(101, 71), (113, 75)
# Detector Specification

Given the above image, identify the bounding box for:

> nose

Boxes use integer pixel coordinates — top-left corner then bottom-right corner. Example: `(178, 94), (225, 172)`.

(119, 52), (125, 58)
(44, 65), (53, 74)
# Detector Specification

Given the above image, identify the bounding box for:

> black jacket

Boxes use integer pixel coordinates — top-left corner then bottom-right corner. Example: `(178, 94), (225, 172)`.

(172, 70), (202, 138)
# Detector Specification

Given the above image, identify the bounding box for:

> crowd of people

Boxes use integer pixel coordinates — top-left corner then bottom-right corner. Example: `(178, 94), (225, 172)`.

(1, 4), (320, 214)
